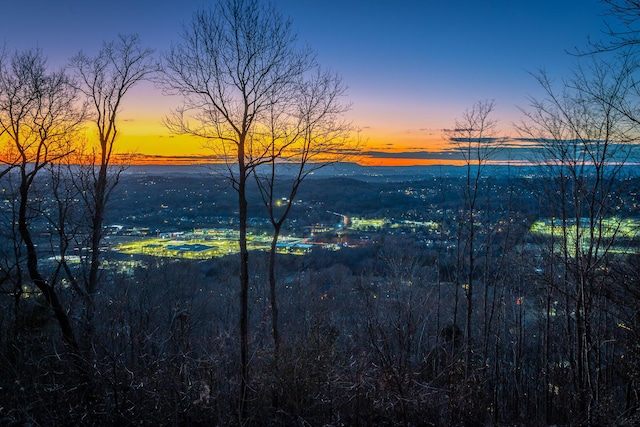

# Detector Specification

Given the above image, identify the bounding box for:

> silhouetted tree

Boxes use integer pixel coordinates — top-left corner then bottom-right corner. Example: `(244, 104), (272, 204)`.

(69, 34), (155, 344)
(0, 48), (84, 350)
(446, 99), (504, 378)
(518, 55), (639, 423)
(588, 0), (640, 54)
(252, 67), (353, 359)
(158, 0), (320, 418)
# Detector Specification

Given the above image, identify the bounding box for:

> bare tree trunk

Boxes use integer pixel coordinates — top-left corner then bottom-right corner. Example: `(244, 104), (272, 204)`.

(238, 168), (250, 421)
(269, 223), (281, 356)
(18, 174), (78, 351)
(0, 48), (84, 358)
(159, 0), (352, 420)
(86, 163), (107, 342)
(465, 205), (475, 378)
(70, 33), (154, 348)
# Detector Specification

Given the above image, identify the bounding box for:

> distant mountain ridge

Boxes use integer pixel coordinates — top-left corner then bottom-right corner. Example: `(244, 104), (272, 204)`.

(118, 161), (640, 183)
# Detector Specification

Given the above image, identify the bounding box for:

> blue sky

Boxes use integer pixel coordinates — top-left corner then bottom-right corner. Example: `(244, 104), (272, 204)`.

(1, 0), (613, 163)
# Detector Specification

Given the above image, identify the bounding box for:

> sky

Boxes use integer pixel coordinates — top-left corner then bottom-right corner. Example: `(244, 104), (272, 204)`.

(1, 0), (612, 166)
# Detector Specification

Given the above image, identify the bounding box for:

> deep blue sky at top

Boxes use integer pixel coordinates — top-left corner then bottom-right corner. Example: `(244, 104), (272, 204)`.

(1, 0), (612, 158)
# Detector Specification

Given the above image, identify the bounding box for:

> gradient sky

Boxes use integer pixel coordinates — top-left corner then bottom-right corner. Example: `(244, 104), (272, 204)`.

(2, 0), (611, 165)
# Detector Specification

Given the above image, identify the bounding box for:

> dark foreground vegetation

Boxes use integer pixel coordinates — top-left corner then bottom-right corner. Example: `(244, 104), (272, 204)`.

(2, 169), (640, 426)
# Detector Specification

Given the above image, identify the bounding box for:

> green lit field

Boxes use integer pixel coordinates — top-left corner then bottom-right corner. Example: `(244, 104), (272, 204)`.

(350, 217), (387, 230)
(529, 217), (640, 255)
(114, 234), (310, 259)
(350, 217), (439, 231)
(116, 236), (269, 260)
(530, 217), (640, 239)
(117, 238), (233, 259)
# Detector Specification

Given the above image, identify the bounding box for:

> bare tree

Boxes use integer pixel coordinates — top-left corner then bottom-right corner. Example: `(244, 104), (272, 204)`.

(0, 48), (84, 350)
(445, 99), (504, 377)
(252, 67), (353, 357)
(517, 55), (639, 423)
(158, 0), (320, 417)
(587, 0), (640, 54)
(69, 34), (155, 342)
(0, 171), (25, 322)
(581, 2), (640, 129)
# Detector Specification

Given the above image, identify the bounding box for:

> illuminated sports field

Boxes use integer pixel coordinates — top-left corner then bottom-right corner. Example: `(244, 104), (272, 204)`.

(114, 234), (310, 259)
(350, 217), (387, 230)
(349, 217), (439, 231)
(116, 237), (268, 259)
(529, 217), (640, 255)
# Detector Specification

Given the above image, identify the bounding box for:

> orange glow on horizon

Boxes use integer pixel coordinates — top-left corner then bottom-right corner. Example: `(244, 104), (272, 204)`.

(0, 118), (462, 167)
(361, 129), (450, 152)
(357, 157), (466, 167)
(109, 130), (459, 167)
